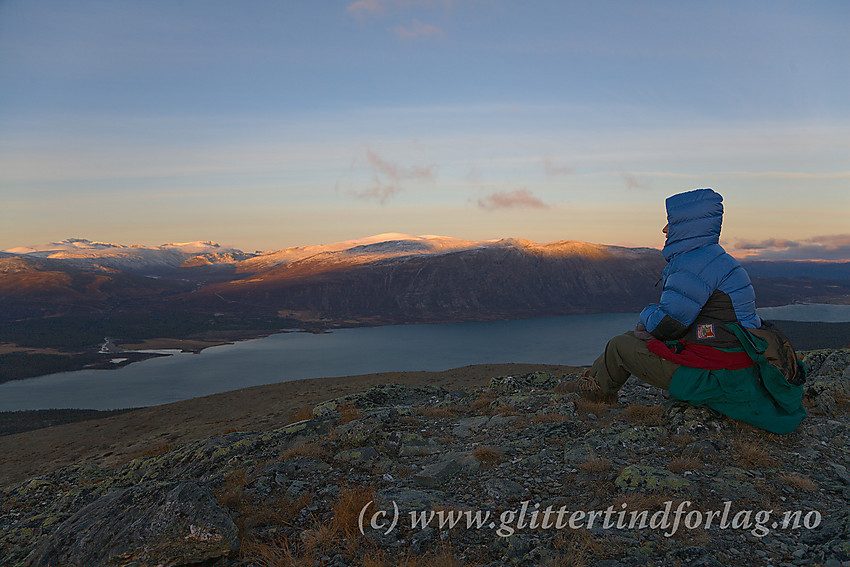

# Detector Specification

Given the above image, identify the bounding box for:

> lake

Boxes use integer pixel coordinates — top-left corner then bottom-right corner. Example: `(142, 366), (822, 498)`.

(2, 304), (849, 411)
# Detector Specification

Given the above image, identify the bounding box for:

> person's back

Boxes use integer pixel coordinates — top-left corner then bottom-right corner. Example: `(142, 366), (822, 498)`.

(566, 187), (806, 434)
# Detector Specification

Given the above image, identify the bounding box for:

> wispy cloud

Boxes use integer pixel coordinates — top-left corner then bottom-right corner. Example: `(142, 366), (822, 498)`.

(720, 171), (850, 180)
(543, 157), (573, 178)
(477, 189), (550, 211)
(347, 0), (455, 19)
(733, 234), (850, 261)
(736, 238), (801, 251)
(394, 19), (444, 39)
(348, 149), (436, 204)
(620, 170), (650, 190)
(347, 0), (384, 19)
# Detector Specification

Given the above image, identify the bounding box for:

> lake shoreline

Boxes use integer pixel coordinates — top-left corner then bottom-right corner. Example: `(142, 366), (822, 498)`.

(3, 316), (849, 383)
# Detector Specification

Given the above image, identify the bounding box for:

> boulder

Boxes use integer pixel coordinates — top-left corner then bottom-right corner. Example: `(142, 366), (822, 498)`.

(24, 481), (238, 567)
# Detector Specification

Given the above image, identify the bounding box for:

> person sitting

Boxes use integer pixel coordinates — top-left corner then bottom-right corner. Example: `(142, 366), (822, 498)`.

(567, 188), (806, 434)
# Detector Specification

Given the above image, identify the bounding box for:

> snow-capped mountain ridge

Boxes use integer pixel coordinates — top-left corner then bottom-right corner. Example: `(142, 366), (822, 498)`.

(2, 233), (658, 275)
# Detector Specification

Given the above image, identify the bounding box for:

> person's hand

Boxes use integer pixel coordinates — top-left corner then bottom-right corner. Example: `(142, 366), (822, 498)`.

(634, 323), (654, 341)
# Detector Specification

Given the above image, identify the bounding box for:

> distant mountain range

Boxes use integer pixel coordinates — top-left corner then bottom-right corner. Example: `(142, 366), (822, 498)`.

(1, 234), (849, 343)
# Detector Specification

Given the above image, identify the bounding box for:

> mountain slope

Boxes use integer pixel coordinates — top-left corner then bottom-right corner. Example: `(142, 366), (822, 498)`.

(193, 239), (668, 324)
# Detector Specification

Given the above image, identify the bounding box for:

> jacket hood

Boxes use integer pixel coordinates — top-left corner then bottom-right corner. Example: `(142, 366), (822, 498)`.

(662, 188), (723, 260)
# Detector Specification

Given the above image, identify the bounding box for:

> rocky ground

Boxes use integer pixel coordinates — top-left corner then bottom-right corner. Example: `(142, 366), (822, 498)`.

(2, 350), (850, 567)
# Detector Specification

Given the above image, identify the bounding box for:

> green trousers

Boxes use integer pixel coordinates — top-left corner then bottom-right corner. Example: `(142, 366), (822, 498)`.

(590, 332), (681, 395)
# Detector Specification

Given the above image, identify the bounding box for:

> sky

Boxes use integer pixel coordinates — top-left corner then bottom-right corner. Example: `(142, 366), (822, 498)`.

(1, 0), (848, 260)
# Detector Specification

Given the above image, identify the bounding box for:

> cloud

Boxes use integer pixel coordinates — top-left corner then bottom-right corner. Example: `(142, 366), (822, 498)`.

(732, 234), (850, 261)
(394, 19), (444, 39)
(721, 171), (850, 180)
(477, 189), (550, 211)
(347, 149), (436, 204)
(366, 149), (436, 182)
(348, 184), (404, 204)
(735, 238), (801, 251)
(620, 170), (650, 190)
(347, 0), (455, 19)
(543, 157), (574, 178)
(347, 0), (383, 18)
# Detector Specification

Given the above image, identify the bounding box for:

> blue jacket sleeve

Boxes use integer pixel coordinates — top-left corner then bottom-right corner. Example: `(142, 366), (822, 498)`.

(640, 268), (713, 340)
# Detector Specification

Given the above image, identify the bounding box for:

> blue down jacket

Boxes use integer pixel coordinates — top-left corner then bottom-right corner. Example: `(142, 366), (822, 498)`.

(638, 188), (806, 434)
(639, 188), (761, 344)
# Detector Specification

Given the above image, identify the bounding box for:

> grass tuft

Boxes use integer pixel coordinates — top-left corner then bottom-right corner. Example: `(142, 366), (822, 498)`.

(732, 439), (773, 469)
(574, 397), (610, 416)
(531, 413), (568, 424)
(667, 455), (702, 474)
(287, 406), (314, 424)
(472, 445), (505, 465)
(338, 401), (362, 424)
(470, 392), (497, 413)
(778, 473), (818, 491)
(216, 468), (248, 511)
(416, 406), (461, 419)
(578, 455), (611, 474)
(624, 404), (666, 426)
(278, 441), (330, 462)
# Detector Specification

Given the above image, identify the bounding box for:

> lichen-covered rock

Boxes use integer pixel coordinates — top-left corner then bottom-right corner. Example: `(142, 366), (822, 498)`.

(335, 415), (388, 446)
(334, 446), (380, 467)
(488, 371), (563, 393)
(801, 350), (850, 416)
(615, 465), (691, 492)
(24, 482), (238, 567)
(614, 426), (666, 444)
(313, 384), (449, 418)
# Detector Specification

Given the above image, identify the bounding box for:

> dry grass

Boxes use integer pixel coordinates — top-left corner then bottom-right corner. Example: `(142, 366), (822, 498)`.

(670, 433), (694, 450)
(573, 397), (610, 416)
(778, 473), (818, 492)
(554, 378), (581, 395)
(243, 485), (381, 565)
(552, 527), (624, 566)
(578, 456), (611, 474)
(216, 468), (248, 511)
(836, 391), (850, 412)
(398, 415), (420, 426)
(338, 402), (362, 424)
(415, 406), (462, 419)
(237, 492), (314, 539)
(494, 404), (522, 416)
(624, 404), (666, 426)
(472, 445), (505, 465)
(240, 534), (314, 567)
(611, 492), (678, 511)
(470, 392), (496, 413)
(287, 406), (314, 424)
(278, 441), (331, 462)
(531, 413), (568, 424)
(361, 543), (462, 567)
(298, 523), (337, 552)
(332, 485), (378, 540)
(732, 439), (773, 469)
(139, 443), (172, 458)
(667, 455), (702, 474)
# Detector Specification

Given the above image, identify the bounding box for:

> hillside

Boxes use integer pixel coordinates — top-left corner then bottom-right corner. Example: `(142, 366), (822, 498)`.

(1, 350), (849, 566)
